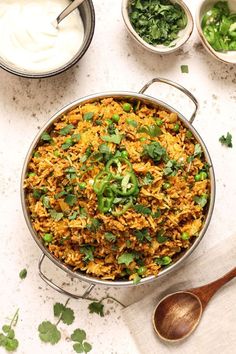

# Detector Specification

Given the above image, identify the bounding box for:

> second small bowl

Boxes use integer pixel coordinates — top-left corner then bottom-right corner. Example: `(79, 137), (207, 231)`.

(196, 0), (236, 64)
(121, 0), (194, 54)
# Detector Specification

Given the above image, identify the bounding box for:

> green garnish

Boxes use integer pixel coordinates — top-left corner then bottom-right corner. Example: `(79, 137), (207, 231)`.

(201, 1), (236, 52)
(62, 138), (74, 150)
(19, 268), (27, 279)
(42, 195), (50, 209)
(126, 119), (138, 127)
(71, 329), (92, 353)
(133, 273), (141, 284)
(104, 232), (116, 242)
(143, 141), (167, 163)
(181, 65), (189, 73)
(194, 194), (208, 208)
(68, 211), (78, 220)
(83, 112), (94, 121)
(59, 124), (74, 136)
(65, 194), (77, 206)
(163, 160), (183, 176)
(137, 266), (147, 275)
(80, 246), (94, 262)
(88, 302), (104, 317)
(41, 131), (52, 142)
(129, 0), (187, 47)
(162, 182), (171, 190)
(53, 302), (75, 325)
(118, 253), (135, 266)
(133, 204), (152, 215)
(0, 309), (19, 352)
(102, 130), (122, 144)
(38, 321), (61, 345)
(138, 125), (162, 137)
(49, 210), (64, 221)
(219, 132), (233, 147)
(142, 172), (154, 185)
(134, 228), (152, 243)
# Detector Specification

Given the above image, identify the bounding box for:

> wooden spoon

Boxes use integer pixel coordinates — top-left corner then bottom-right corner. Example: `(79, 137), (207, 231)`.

(153, 267), (236, 342)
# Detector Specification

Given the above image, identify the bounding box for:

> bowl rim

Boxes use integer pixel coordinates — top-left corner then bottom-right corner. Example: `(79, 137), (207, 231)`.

(0, 0), (95, 79)
(21, 90), (216, 288)
(195, 0), (236, 64)
(121, 0), (194, 54)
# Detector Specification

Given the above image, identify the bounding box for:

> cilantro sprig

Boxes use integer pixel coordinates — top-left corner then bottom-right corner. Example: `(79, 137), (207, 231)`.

(0, 309), (19, 352)
(38, 299), (75, 345)
(71, 329), (92, 353)
(219, 132), (233, 148)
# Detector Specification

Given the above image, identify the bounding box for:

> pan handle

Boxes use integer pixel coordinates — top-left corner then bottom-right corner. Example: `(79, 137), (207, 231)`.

(38, 254), (95, 300)
(139, 77), (198, 124)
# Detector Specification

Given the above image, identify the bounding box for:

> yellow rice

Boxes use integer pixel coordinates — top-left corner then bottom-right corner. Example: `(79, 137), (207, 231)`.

(24, 98), (210, 282)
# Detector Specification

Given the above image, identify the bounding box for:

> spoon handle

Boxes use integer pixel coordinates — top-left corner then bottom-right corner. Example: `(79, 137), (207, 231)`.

(190, 267), (236, 309)
(56, 0), (84, 25)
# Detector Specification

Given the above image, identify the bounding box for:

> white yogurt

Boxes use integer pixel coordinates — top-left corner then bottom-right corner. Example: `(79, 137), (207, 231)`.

(0, 0), (84, 73)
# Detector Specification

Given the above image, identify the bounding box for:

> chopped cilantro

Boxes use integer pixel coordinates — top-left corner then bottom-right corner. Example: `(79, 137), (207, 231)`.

(41, 131), (52, 142)
(102, 130), (122, 144)
(80, 246), (94, 262)
(65, 194), (77, 206)
(83, 112), (94, 121)
(59, 124), (74, 136)
(53, 302), (75, 325)
(104, 232), (116, 242)
(181, 65), (189, 73)
(138, 125), (162, 137)
(38, 321), (61, 345)
(163, 160), (183, 176)
(49, 209), (64, 221)
(193, 194), (208, 208)
(86, 218), (101, 232)
(143, 141), (167, 163)
(134, 229), (152, 243)
(133, 204), (152, 215)
(88, 302), (104, 317)
(142, 172), (154, 185)
(219, 132), (233, 148)
(118, 253), (135, 266)
(19, 268), (27, 279)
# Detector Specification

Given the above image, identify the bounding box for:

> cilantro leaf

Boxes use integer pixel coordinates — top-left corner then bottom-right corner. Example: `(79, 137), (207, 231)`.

(49, 209), (64, 221)
(219, 132), (233, 148)
(41, 132), (52, 142)
(133, 273), (141, 284)
(143, 141), (167, 163)
(118, 253), (135, 266)
(104, 232), (116, 242)
(61, 308), (75, 325)
(133, 204), (152, 215)
(19, 268), (27, 279)
(53, 303), (65, 317)
(86, 218), (101, 232)
(88, 302), (104, 317)
(38, 321), (61, 345)
(83, 112), (94, 121)
(102, 130), (122, 144)
(181, 65), (189, 73)
(163, 160), (183, 176)
(71, 329), (86, 343)
(65, 194), (77, 206)
(193, 194), (208, 208)
(59, 124), (74, 136)
(80, 246), (94, 262)
(138, 125), (162, 137)
(142, 172), (154, 185)
(73, 342), (84, 353)
(83, 342), (92, 353)
(134, 229), (152, 243)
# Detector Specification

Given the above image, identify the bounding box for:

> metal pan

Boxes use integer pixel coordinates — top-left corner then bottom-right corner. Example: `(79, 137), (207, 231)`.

(21, 78), (216, 299)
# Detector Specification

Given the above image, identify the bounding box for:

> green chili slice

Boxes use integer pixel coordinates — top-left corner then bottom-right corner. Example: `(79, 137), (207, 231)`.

(105, 157), (133, 180)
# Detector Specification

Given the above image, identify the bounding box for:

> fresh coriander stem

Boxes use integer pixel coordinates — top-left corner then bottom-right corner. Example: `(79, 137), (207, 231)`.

(99, 296), (126, 308)
(55, 298), (70, 326)
(9, 308), (19, 328)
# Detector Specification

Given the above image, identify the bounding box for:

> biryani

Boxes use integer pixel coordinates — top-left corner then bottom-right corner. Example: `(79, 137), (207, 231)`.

(24, 98), (210, 283)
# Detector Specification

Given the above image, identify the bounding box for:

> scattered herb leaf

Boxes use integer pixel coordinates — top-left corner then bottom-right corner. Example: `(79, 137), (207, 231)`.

(118, 253), (135, 266)
(19, 268), (27, 280)
(181, 65), (189, 73)
(88, 302), (104, 317)
(38, 321), (61, 345)
(219, 132), (233, 148)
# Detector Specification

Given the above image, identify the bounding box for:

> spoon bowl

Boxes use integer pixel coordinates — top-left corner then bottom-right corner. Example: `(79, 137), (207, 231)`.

(152, 267), (236, 342)
(153, 292), (202, 342)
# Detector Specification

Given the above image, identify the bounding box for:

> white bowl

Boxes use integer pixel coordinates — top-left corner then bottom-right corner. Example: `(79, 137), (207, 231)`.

(121, 0), (194, 54)
(196, 0), (236, 64)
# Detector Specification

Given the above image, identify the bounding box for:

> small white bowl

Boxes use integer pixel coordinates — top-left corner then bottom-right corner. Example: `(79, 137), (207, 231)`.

(196, 0), (236, 64)
(121, 0), (194, 54)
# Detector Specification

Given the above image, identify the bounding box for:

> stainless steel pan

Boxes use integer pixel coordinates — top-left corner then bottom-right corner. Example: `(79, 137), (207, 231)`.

(21, 78), (216, 299)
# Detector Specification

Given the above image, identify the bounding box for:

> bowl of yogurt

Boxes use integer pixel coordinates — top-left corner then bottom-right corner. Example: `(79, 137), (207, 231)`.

(0, 0), (95, 78)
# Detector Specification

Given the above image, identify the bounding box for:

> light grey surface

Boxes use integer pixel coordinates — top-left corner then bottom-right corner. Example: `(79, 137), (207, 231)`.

(0, 0), (236, 353)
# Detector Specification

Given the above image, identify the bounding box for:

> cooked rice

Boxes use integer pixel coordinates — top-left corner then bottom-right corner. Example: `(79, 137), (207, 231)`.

(24, 98), (210, 282)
